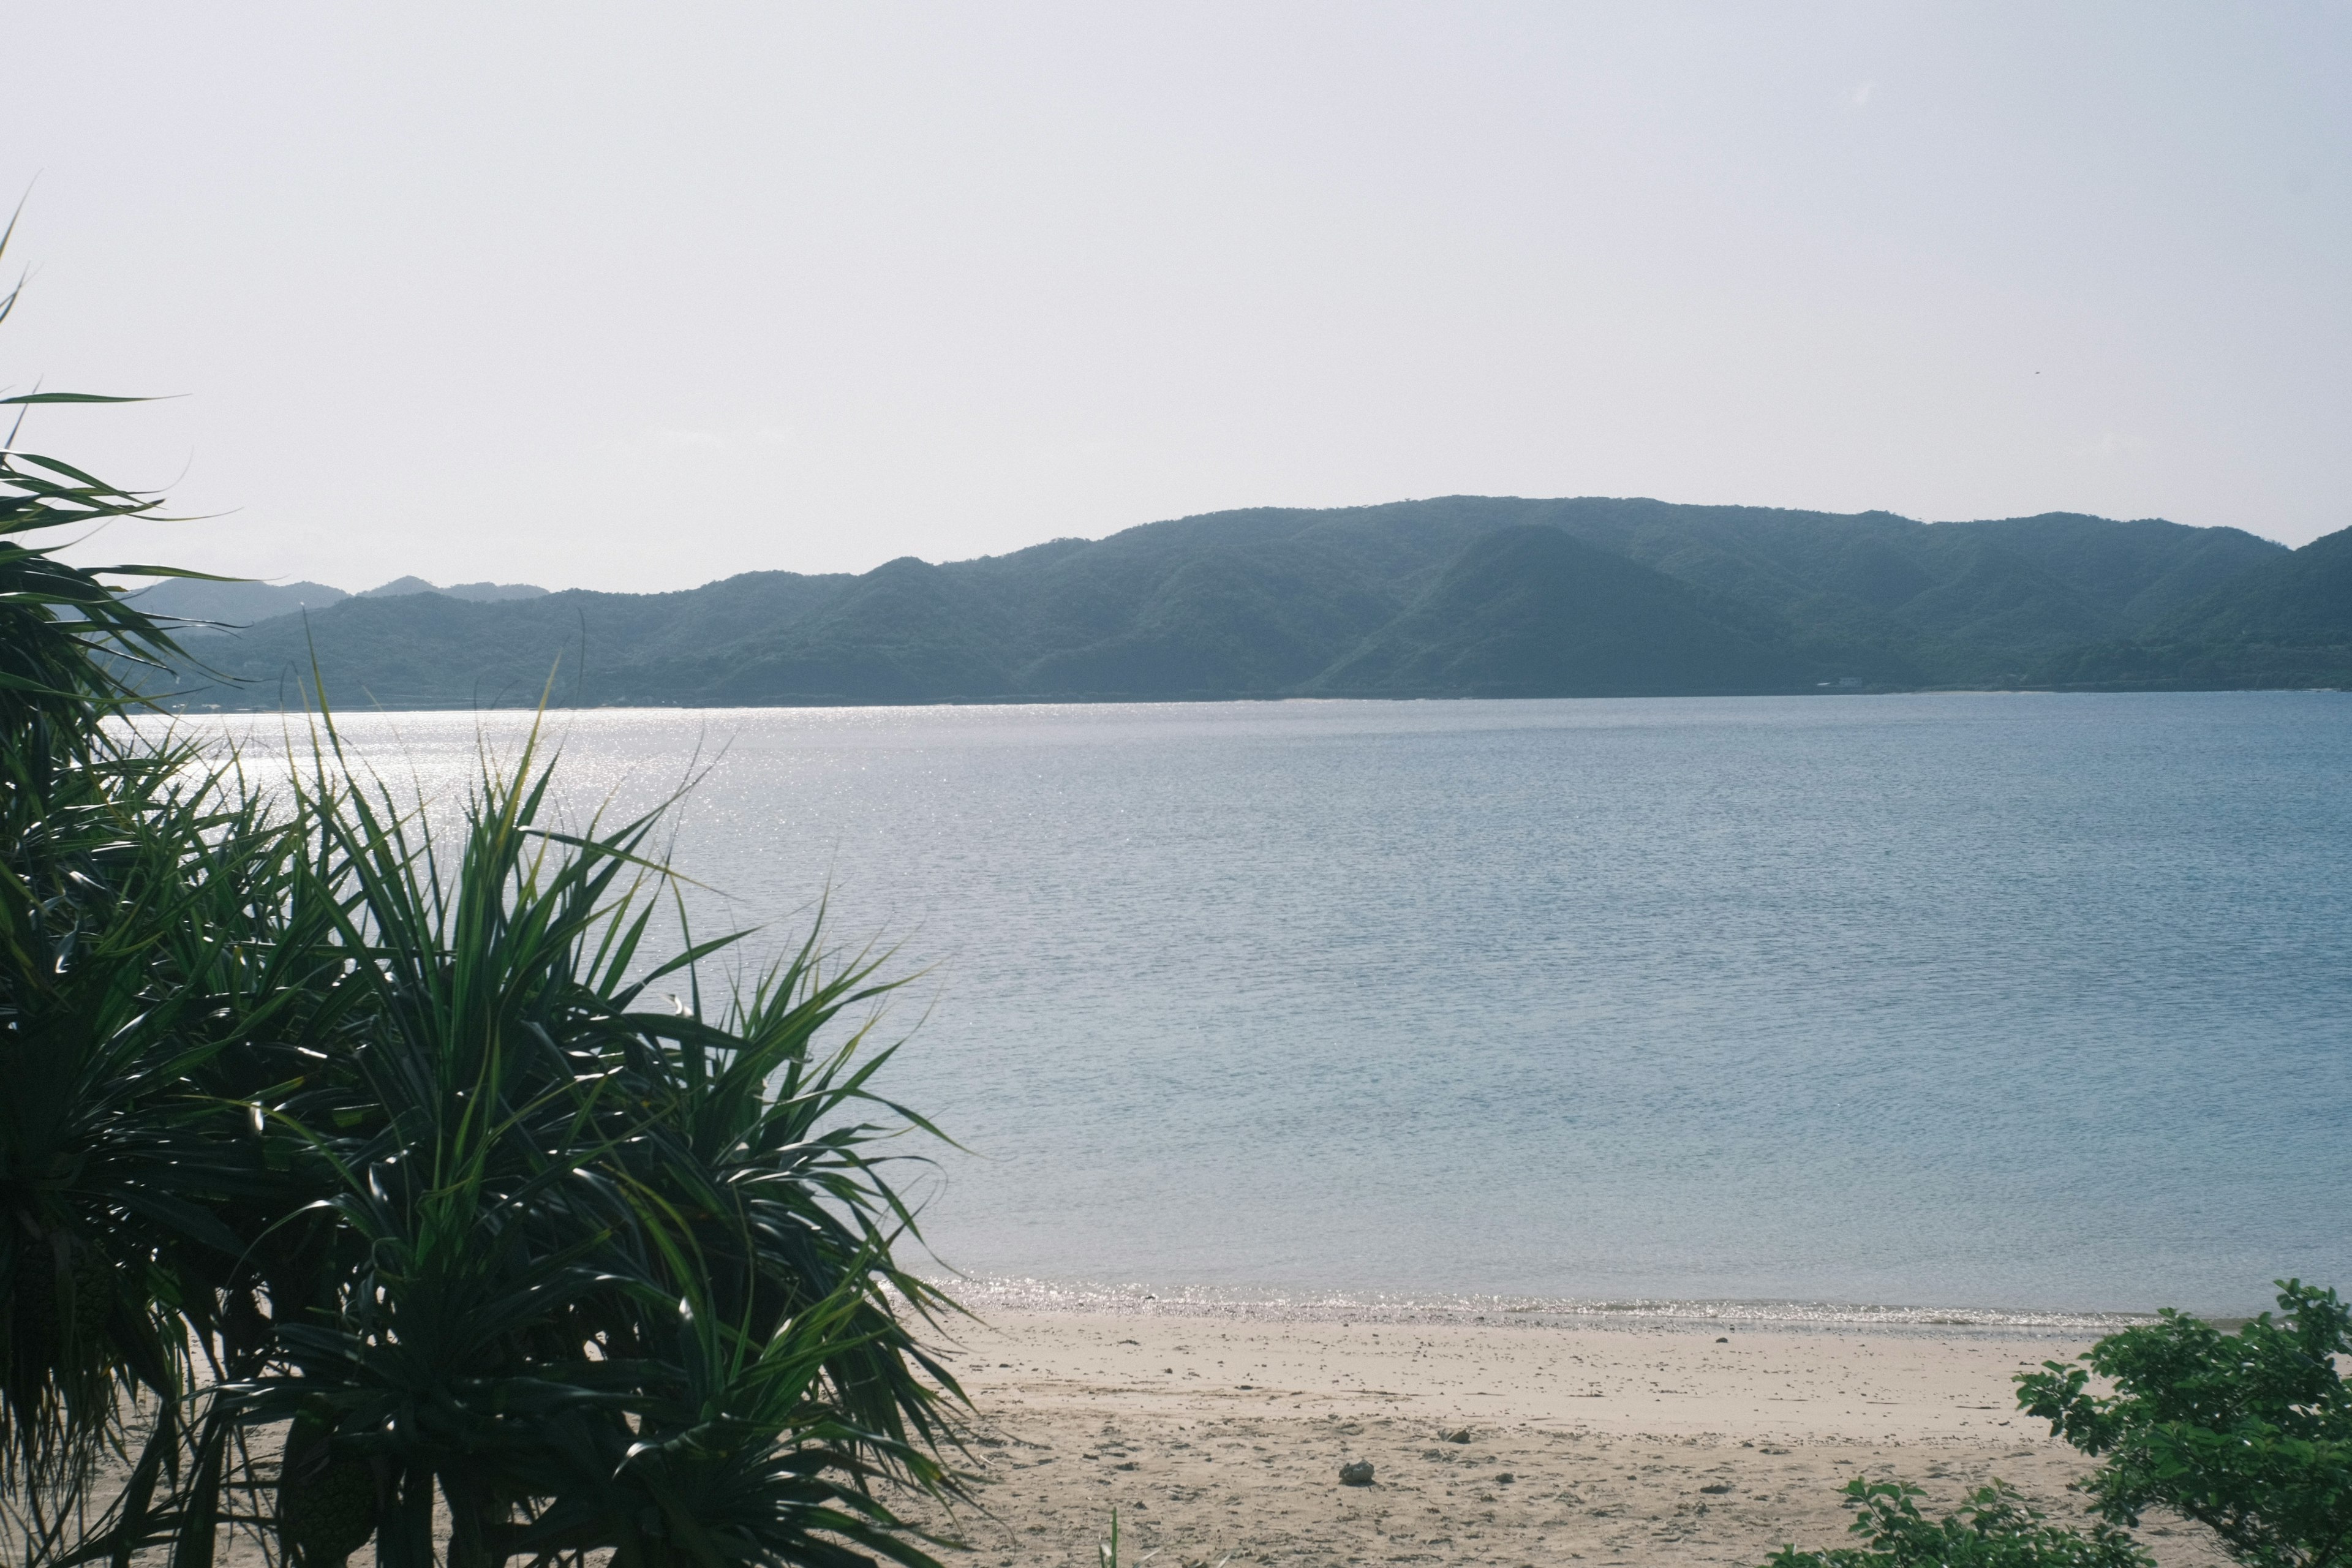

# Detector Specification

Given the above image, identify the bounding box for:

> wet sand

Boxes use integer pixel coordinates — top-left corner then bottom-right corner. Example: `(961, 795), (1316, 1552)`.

(902, 1306), (2225, 1567)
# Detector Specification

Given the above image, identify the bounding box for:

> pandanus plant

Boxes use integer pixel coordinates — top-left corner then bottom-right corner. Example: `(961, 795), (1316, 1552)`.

(0, 214), (261, 1559)
(210, 726), (969, 1568)
(1, 223), (968, 1567)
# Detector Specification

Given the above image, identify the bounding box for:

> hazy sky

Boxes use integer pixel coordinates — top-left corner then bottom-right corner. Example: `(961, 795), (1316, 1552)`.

(6, 3), (2348, 593)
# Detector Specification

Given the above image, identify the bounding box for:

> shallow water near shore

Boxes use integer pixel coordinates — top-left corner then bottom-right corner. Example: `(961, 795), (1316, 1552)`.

(188, 692), (2352, 1318)
(943, 1274), (2163, 1338)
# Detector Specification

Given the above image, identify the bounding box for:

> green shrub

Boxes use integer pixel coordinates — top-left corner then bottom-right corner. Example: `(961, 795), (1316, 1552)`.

(2018, 1280), (2352, 1568)
(1763, 1477), (2152, 1568)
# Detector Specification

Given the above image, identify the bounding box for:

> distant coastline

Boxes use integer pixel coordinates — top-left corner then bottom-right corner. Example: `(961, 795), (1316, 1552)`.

(130, 496), (2352, 710)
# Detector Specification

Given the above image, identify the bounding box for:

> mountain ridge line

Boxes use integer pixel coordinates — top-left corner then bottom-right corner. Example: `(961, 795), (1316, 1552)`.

(129, 494), (2351, 708)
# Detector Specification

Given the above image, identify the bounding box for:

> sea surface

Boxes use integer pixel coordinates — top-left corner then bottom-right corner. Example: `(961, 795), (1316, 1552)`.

(197, 693), (2352, 1319)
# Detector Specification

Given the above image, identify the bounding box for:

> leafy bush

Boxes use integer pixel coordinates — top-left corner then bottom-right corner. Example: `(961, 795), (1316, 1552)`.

(1763, 1477), (2152, 1568)
(2018, 1280), (2352, 1568)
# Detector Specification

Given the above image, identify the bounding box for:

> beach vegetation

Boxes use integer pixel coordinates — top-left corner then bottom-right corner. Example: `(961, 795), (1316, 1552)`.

(1762, 1477), (2153, 1567)
(1, 245), (963, 1567)
(2018, 1280), (2352, 1568)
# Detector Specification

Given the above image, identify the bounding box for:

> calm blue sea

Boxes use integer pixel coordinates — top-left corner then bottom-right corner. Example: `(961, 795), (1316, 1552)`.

(214, 693), (2352, 1318)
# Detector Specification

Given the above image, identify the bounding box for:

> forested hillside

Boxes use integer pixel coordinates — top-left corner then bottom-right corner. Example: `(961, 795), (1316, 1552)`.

(142, 496), (2337, 709)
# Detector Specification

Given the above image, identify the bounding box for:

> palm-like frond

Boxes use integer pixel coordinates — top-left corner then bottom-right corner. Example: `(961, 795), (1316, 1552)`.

(1, 336), (279, 1545)
(5, 220), (965, 1566)
(193, 719), (968, 1567)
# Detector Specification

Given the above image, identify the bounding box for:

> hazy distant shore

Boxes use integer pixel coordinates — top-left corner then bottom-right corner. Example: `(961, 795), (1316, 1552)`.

(132, 498), (2352, 712)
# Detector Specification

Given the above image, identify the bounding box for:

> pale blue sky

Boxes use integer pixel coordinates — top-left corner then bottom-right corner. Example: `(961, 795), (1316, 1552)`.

(6, 2), (2348, 592)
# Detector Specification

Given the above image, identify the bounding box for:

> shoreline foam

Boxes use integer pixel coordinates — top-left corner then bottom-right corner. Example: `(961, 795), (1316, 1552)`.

(940, 1274), (2163, 1336)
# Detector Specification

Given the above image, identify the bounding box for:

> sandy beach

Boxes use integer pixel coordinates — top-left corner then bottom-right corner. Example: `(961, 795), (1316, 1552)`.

(902, 1303), (2226, 1568)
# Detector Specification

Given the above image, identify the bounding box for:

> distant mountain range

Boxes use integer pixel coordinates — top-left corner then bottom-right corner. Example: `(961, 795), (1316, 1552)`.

(132, 573), (549, 625)
(132, 497), (2351, 709)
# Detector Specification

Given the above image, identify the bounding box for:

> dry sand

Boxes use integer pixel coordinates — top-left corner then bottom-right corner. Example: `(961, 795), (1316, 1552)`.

(899, 1305), (2226, 1568)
